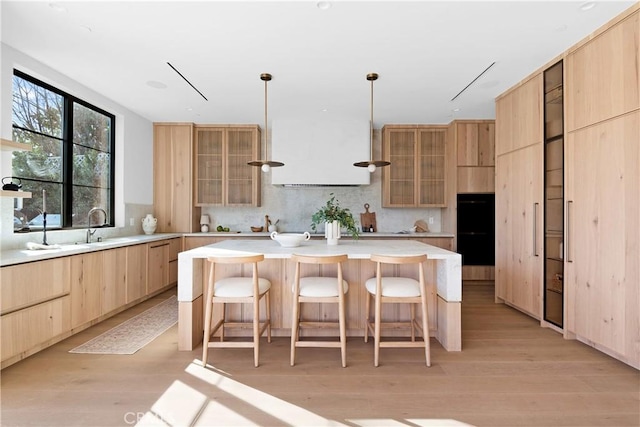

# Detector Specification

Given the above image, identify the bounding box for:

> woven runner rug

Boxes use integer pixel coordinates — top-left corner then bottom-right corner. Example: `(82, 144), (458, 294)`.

(69, 296), (178, 354)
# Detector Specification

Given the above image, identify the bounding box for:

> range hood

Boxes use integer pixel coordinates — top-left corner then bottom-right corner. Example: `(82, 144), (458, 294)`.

(271, 119), (371, 186)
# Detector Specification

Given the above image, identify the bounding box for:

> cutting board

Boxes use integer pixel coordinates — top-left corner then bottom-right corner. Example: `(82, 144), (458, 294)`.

(360, 203), (377, 232)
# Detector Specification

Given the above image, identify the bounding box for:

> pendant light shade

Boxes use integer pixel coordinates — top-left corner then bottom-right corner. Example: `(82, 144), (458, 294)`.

(354, 72), (390, 172)
(248, 73), (284, 172)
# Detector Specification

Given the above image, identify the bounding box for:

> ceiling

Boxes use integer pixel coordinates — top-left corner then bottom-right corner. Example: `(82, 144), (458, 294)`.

(1, 1), (636, 127)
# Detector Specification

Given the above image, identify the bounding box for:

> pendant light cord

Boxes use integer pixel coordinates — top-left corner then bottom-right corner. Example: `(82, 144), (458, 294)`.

(370, 77), (374, 162)
(264, 77), (268, 161)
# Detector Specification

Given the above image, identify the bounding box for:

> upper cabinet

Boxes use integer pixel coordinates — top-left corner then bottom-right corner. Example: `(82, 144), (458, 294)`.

(153, 123), (199, 233)
(495, 75), (543, 156)
(194, 125), (261, 207)
(452, 120), (495, 194)
(382, 125), (448, 207)
(566, 11), (639, 132)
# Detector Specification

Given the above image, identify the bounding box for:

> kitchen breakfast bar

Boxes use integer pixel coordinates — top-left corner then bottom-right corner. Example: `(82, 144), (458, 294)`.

(177, 239), (462, 352)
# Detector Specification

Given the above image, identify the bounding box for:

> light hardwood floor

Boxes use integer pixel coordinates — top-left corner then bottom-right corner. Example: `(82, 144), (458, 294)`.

(1, 284), (638, 427)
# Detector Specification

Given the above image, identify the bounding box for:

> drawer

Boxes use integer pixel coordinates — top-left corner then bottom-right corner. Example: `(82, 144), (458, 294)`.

(1, 258), (71, 315)
(1, 296), (71, 362)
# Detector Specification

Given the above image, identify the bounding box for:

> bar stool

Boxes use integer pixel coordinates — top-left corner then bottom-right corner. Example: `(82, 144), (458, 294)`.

(290, 254), (349, 367)
(202, 254), (271, 368)
(364, 254), (431, 367)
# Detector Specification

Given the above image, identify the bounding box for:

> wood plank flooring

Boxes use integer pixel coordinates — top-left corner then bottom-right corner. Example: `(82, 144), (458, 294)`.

(1, 284), (638, 427)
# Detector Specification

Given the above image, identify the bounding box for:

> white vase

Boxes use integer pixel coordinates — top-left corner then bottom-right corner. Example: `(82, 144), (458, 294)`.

(142, 214), (157, 235)
(325, 220), (341, 245)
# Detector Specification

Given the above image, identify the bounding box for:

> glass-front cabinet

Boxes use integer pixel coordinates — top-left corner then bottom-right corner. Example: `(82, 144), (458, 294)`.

(543, 61), (564, 327)
(195, 125), (261, 207)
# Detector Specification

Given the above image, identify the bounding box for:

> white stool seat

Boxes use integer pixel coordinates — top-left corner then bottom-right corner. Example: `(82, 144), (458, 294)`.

(299, 277), (349, 297)
(216, 277), (272, 297)
(364, 277), (420, 297)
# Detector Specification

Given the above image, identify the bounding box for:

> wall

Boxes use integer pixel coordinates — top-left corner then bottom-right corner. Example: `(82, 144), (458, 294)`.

(0, 44), (154, 250)
(200, 129), (443, 234)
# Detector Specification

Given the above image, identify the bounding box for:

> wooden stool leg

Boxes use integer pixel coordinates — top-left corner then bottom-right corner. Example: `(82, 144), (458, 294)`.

(339, 291), (347, 368)
(420, 289), (431, 367)
(266, 290), (272, 343)
(410, 303), (416, 341)
(219, 302), (226, 342)
(364, 291), (371, 343)
(374, 292), (382, 367)
(202, 265), (215, 366)
(253, 294), (260, 368)
(290, 296), (300, 367)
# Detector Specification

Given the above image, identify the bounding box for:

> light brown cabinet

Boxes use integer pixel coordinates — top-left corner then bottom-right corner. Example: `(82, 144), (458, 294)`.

(565, 11), (639, 132)
(1, 237), (180, 368)
(495, 74), (544, 319)
(561, 8), (639, 369)
(382, 125), (448, 207)
(495, 76), (543, 156)
(153, 123), (199, 232)
(126, 243), (148, 303)
(194, 125), (261, 207)
(148, 241), (169, 294)
(451, 120), (495, 194)
(102, 247), (127, 315)
(494, 6), (639, 369)
(495, 143), (543, 319)
(0, 258), (71, 365)
(565, 112), (639, 368)
(70, 251), (103, 328)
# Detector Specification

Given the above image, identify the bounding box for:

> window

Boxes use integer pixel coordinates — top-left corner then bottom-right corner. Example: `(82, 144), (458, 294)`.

(11, 70), (115, 232)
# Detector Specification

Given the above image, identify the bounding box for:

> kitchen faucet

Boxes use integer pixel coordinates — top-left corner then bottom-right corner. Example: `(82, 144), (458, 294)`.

(86, 207), (108, 243)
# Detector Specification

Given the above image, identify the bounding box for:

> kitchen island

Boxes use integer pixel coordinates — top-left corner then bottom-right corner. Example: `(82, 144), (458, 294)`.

(177, 239), (462, 351)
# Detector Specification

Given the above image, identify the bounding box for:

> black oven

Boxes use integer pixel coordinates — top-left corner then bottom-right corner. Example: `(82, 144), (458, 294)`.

(457, 194), (495, 266)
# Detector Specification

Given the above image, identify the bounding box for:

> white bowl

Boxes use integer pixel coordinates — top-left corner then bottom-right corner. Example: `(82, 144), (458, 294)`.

(270, 231), (311, 247)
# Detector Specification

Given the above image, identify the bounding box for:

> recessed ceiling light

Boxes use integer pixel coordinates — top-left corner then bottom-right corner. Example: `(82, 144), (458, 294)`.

(185, 107), (193, 111)
(452, 108), (461, 112)
(49, 2), (67, 12)
(317, 1), (331, 10)
(580, 1), (596, 11)
(146, 80), (167, 89)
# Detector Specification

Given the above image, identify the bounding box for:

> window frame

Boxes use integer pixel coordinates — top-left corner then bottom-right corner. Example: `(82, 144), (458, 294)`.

(11, 69), (116, 230)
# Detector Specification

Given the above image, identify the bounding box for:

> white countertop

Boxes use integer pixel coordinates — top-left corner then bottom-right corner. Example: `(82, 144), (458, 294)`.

(0, 233), (182, 267)
(183, 231), (455, 238)
(178, 239), (461, 302)
(179, 238), (457, 259)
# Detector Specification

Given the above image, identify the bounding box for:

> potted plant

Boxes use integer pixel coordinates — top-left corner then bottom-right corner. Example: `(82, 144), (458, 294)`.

(311, 193), (359, 244)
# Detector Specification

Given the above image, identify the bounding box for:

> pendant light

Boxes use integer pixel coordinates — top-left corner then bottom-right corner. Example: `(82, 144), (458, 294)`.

(354, 72), (390, 172)
(248, 73), (284, 172)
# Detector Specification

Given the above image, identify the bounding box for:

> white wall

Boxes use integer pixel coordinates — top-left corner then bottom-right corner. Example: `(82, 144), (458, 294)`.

(0, 43), (153, 250)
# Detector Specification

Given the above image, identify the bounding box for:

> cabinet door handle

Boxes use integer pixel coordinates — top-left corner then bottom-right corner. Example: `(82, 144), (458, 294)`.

(566, 201), (573, 263)
(150, 242), (170, 249)
(533, 202), (539, 256)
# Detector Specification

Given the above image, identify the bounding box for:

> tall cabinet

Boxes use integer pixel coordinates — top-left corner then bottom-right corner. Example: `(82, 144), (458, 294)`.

(153, 123), (199, 232)
(495, 75), (544, 319)
(495, 5), (639, 369)
(543, 61), (565, 327)
(564, 9), (639, 368)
